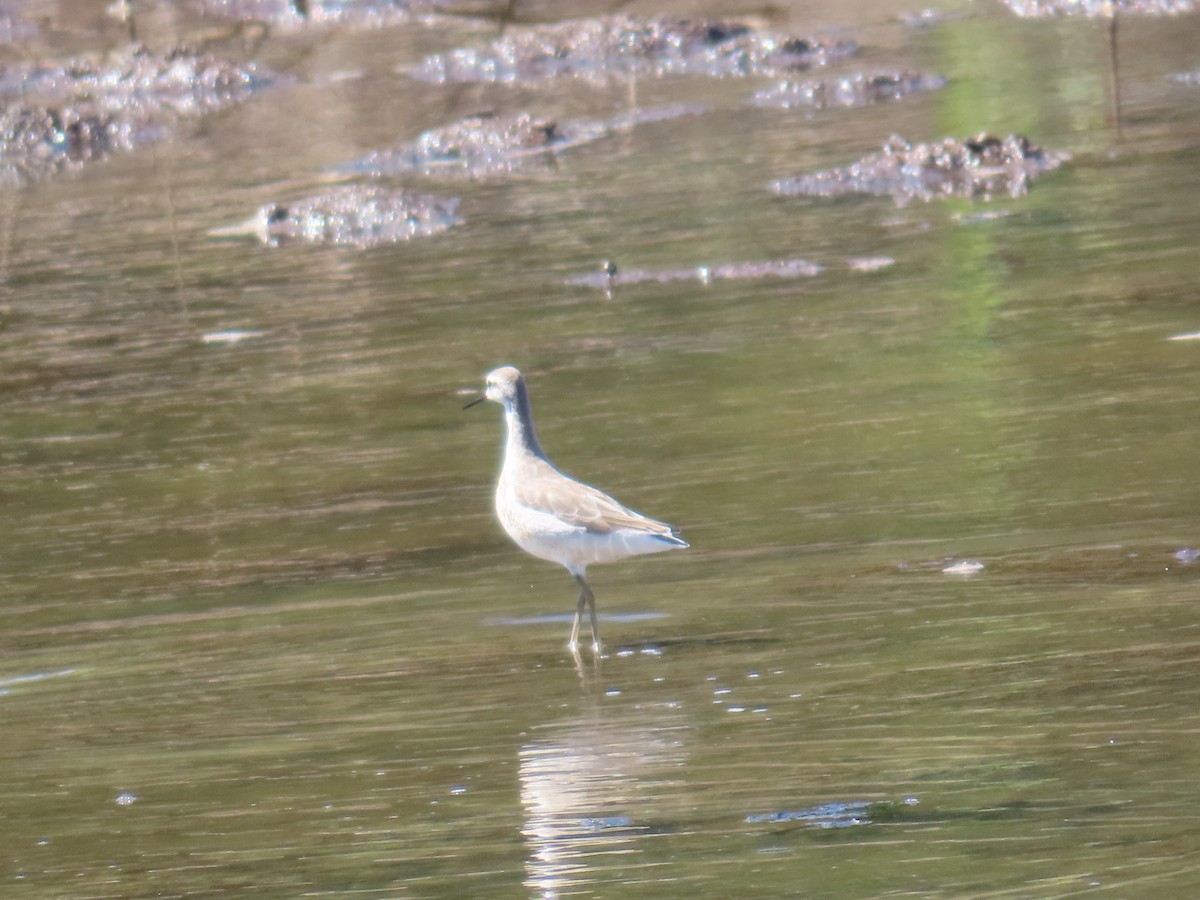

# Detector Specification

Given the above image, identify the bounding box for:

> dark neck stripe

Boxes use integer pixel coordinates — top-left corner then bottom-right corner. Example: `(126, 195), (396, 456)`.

(506, 378), (547, 459)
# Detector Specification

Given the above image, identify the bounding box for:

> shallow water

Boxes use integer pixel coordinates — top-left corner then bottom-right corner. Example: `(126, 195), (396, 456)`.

(3, 1), (1200, 897)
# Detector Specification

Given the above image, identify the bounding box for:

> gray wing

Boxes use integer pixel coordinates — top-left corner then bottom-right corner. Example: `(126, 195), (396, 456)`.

(514, 458), (680, 538)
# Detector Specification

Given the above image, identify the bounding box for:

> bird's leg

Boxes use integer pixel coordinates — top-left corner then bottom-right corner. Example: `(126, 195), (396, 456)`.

(568, 586), (585, 653)
(575, 574), (600, 655)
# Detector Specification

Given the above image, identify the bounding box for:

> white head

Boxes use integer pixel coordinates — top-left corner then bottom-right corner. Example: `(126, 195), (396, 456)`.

(465, 365), (544, 455)
(481, 366), (525, 407)
(464, 365), (528, 412)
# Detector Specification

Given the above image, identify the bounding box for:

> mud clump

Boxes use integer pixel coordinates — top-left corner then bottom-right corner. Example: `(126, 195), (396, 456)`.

(198, 0), (487, 28)
(341, 105), (703, 179)
(345, 112), (575, 178)
(5, 44), (270, 118)
(211, 186), (461, 247)
(0, 44), (274, 184)
(752, 72), (947, 109)
(0, 105), (128, 176)
(998, 0), (1194, 15)
(407, 15), (857, 85)
(771, 133), (1069, 206)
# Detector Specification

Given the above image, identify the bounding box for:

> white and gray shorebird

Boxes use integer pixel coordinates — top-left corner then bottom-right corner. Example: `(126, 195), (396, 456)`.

(465, 366), (688, 654)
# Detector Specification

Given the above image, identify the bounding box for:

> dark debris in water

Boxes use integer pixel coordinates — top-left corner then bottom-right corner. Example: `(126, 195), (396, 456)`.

(579, 815), (635, 831)
(751, 71), (947, 110)
(566, 255), (898, 292)
(747, 800), (874, 828)
(406, 15), (857, 85)
(771, 133), (1069, 206)
(998, 0), (1195, 15)
(0, 44), (275, 185)
(567, 258), (824, 292)
(341, 105), (704, 179)
(748, 798), (918, 829)
(211, 186), (461, 247)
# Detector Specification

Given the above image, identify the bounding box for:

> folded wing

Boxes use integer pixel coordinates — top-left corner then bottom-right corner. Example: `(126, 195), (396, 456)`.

(514, 458), (684, 542)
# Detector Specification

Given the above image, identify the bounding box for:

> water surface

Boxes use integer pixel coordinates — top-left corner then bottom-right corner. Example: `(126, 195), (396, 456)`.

(3, 1), (1200, 897)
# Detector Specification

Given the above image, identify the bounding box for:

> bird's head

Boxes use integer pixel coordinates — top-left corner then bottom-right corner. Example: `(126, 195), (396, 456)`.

(464, 365), (524, 410)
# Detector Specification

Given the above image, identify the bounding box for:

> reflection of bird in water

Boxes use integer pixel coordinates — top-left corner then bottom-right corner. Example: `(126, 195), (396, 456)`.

(465, 366), (688, 656)
(519, 711), (687, 897)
